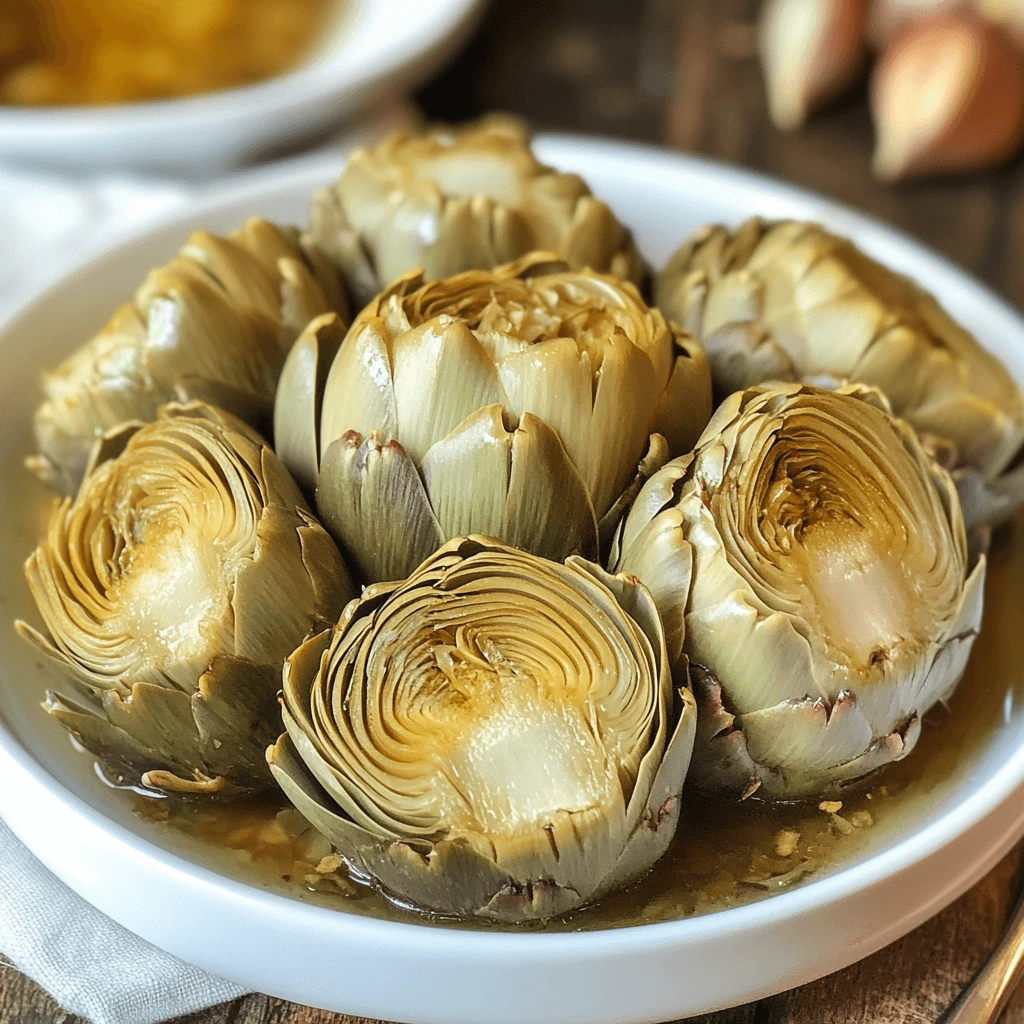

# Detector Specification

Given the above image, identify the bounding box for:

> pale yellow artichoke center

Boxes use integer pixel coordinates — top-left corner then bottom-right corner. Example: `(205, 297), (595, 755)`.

(106, 502), (235, 670)
(386, 625), (616, 838)
(800, 520), (926, 672)
(745, 427), (940, 676)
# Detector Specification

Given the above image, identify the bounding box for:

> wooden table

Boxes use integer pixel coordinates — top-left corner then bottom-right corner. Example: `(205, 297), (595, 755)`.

(7, 0), (1024, 1021)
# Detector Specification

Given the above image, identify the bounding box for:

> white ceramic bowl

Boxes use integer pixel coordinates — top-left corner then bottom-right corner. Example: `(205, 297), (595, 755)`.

(0, 0), (482, 171)
(2, 139), (1024, 1024)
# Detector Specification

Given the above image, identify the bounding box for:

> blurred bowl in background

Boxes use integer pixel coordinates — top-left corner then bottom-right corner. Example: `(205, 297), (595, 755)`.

(0, 0), (483, 172)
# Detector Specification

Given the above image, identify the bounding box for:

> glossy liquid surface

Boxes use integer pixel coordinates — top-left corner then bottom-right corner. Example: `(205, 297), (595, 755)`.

(131, 517), (1024, 931)
(0, 0), (338, 106)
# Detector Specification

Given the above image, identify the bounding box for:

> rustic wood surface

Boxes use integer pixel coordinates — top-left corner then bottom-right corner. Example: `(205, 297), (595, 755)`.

(7, 0), (1024, 1021)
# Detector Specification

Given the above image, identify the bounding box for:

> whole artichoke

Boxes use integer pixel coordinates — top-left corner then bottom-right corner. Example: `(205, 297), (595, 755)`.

(17, 402), (355, 796)
(268, 535), (696, 922)
(655, 218), (1024, 529)
(610, 383), (984, 800)
(303, 117), (646, 308)
(274, 253), (712, 583)
(30, 217), (347, 496)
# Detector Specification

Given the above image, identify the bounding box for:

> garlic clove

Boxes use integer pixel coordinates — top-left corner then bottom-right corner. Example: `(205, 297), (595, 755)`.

(759, 0), (869, 131)
(868, 0), (967, 47)
(976, 0), (1024, 45)
(871, 14), (1024, 180)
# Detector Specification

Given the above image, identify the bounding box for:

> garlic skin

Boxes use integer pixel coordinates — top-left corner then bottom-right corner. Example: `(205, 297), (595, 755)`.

(871, 14), (1024, 180)
(759, 0), (868, 131)
(868, 0), (967, 46)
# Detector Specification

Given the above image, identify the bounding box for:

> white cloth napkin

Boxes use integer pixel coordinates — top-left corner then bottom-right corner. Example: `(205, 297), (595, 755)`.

(0, 818), (246, 1023)
(0, 99), (416, 1024)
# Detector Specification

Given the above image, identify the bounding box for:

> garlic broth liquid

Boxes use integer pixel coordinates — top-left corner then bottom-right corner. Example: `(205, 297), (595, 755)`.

(131, 516), (1024, 931)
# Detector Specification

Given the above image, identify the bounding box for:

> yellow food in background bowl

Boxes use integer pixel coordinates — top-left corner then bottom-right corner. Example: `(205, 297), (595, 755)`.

(0, 0), (338, 106)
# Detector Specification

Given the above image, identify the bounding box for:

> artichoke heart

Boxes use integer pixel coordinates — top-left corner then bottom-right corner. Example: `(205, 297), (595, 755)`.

(655, 218), (1024, 530)
(31, 217), (348, 495)
(17, 402), (356, 796)
(274, 252), (712, 584)
(303, 116), (646, 307)
(610, 383), (985, 800)
(267, 535), (696, 922)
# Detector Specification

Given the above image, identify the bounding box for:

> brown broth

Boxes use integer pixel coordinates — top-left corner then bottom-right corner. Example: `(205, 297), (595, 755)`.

(128, 515), (1024, 932)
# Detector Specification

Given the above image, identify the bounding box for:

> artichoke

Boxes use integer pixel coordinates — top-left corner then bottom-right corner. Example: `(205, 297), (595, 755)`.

(30, 217), (348, 495)
(16, 402), (355, 796)
(610, 383), (985, 800)
(268, 535), (696, 922)
(274, 252), (712, 584)
(655, 218), (1024, 529)
(303, 117), (646, 308)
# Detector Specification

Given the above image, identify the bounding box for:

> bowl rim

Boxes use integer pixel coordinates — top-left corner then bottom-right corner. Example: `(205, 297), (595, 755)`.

(2, 134), (1024, 963)
(0, 0), (481, 137)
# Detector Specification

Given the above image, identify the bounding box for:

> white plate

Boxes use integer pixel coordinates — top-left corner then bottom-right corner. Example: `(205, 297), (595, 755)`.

(0, 0), (482, 171)
(2, 138), (1024, 1024)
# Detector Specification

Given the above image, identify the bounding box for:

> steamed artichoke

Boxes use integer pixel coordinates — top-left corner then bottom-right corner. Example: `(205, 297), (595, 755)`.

(303, 117), (646, 308)
(655, 219), (1024, 529)
(17, 402), (355, 796)
(275, 252), (712, 584)
(610, 383), (984, 800)
(30, 217), (347, 495)
(268, 535), (696, 922)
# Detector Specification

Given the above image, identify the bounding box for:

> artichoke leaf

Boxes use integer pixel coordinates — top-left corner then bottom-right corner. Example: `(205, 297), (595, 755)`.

(503, 414), (599, 562)
(420, 405), (513, 541)
(391, 318), (508, 466)
(598, 433), (672, 557)
(274, 313), (347, 495)
(317, 432), (445, 583)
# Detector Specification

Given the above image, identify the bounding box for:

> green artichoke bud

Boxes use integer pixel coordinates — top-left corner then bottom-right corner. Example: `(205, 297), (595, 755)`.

(30, 217), (348, 496)
(275, 252), (712, 583)
(610, 383), (984, 800)
(16, 402), (356, 796)
(303, 117), (646, 308)
(268, 535), (696, 922)
(655, 218), (1024, 530)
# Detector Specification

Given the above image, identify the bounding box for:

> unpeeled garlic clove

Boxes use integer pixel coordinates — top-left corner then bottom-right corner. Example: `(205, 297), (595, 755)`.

(759, 0), (869, 131)
(976, 0), (1024, 45)
(871, 14), (1024, 180)
(867, 0), (967, 47)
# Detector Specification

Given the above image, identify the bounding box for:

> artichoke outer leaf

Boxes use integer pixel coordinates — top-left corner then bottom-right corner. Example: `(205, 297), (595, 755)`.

(420, 405), (513, 541)
(598, 433), (672, 558)
(43, 655), (280, 796)
(503, 413), (600, 562)
(319, 317), (399, 456)
(269, 734), (553, 921)
(650, 339), (715, 457)
(317, 431), (444, 584)
(956, 457), (1024, 535)
(301, 186), (380, 310)
(273, 311), (348, 496)
(390, 317), (507, 467)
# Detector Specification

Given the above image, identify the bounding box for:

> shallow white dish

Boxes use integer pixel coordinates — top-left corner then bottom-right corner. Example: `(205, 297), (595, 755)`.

(0, 0), (482, 171)
(2, 138), (1024, 1024)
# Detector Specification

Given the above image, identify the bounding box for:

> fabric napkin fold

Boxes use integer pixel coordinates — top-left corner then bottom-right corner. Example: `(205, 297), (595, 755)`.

(0, 818), (246, 1024)
(0, 99), (416, 1024)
